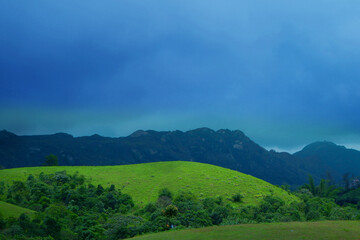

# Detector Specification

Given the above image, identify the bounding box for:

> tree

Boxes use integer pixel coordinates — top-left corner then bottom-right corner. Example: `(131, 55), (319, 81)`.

(343, 173), (351, 191)
(231, 193), (244, 203)
(43, 154), (59, 166)
(308, 175), (316, 195)
(163, 205), (178, 218)
(42, 216), (61, 237)
(158, 188), (172, 199)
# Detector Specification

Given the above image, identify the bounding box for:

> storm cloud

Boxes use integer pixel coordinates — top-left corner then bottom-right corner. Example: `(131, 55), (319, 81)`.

(1, 0), (360, 151)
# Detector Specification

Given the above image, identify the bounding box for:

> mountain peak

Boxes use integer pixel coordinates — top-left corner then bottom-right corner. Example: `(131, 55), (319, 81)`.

(0, 130), (18, 138)
(188, 127), (215, 133)
(130, 130), (149, 138)
(52, 132), (73, 138)
(299, 141), (344, 153)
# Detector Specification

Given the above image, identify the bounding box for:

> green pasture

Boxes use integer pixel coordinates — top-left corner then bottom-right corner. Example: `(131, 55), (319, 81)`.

(0, 201), (34, 219)
(0, 161), (298, 206)
(131, 221), (360, 240)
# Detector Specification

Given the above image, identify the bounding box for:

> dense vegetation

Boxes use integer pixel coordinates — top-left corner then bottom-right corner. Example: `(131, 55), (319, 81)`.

(0, 169), (359, 239)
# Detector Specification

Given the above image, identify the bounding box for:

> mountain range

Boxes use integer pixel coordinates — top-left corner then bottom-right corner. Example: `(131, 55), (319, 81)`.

(0, 128), (359, 187)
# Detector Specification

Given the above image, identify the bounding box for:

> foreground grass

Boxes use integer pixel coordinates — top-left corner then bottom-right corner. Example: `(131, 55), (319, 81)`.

(0, 201), (34, 218)
(131, 221), (360, 240)
(0, 161), (298, 206)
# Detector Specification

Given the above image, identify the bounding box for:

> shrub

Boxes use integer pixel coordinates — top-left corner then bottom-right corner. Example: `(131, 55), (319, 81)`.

(163, 205), (179, 218)
(306, 210), (321, 221)
(158, 188), (172, 199)
(231, 193), (244, 203)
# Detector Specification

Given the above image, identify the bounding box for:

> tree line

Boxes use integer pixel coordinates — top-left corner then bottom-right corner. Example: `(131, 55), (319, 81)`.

(0, 171), (359, 239)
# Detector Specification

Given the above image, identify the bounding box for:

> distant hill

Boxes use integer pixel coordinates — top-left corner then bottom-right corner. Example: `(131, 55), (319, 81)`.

(0, 128), (309, 186)
(0, 161), (299, 206)
(294, 141), (360, 182)
(1, 129), (359, 186)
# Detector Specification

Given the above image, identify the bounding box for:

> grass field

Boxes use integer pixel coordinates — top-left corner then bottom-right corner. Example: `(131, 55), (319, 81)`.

(0, 201), (34, 219)
(0, 161), (298, 206)
(130, 221), (360, 240)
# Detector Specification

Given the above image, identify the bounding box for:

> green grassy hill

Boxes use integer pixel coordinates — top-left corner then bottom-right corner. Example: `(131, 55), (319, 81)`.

(0, 201), (34, 218)
(0, 161), (298, 206)
(130, 221), (360, 240)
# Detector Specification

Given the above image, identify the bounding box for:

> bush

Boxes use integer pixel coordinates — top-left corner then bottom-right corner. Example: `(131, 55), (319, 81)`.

(177, 209), (212, 228)
(329, 206), (357, 220)
(0, 214), (5, 230)
(104, 215), (144, 240)
(163, 205), (179, 218)
(306, 210), (321, 221)
(210, 206), (230, 225)
(158, 188), (172, 199)
(231, 193), (244, 203)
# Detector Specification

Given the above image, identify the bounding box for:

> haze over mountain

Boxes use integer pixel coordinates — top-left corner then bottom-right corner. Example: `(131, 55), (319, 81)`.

(1, 128), (359, 186)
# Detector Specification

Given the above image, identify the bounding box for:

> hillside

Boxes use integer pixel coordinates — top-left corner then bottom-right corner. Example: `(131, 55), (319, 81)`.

(0, 128), (310, 186)
(0, 161), (298, 206)
(130, 221), (360, 240)
(294, 141), (360, 181)
(0, 201), (34, 218)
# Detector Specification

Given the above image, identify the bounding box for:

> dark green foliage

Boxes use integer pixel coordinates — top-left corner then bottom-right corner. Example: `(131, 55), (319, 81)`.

(163, 205), (178, 218)
(143, 203), (157, 214)
(96, 184), (104, 196)
(304, 197), (336, 218)
(336, 187), (360, 206)
(18, 213), (31, 230)
(308, 175), (316, 195)
(104, 215), (144, 240)
(231, 193), (244, 203)
(177, 209), (212, 228)
(158, 188), (172, 199)
(156, 195), (172, 208)
(53, 171), (70, 185)
(0, 214), (5, 230)
(210, 206), (230, 225)
(343, 173), (351, 191)
(1, 172), (360, 240)
(43, 154), (59, 166)
(42, 216), (61, 237)
(0, 181), (6, 196)
(0, 172), (136, 239)
(306, 210), (321, 221)
(302, 175), (341, 198)
(328, 206), (357, 220)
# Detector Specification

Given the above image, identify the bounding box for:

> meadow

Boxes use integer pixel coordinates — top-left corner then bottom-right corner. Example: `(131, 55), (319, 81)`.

(0, 161), (298, 207)
(0, 201), (34, 218)
(131, 221), (360, 240)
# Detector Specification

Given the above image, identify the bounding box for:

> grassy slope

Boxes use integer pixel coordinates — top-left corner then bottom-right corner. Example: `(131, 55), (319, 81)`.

(131, 221), (360, 240)
(0, 201), (34, 218)
(0, 161), (298, 206)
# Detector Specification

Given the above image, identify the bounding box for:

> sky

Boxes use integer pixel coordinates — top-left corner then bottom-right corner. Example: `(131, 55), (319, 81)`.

(1, 0), (360, 152)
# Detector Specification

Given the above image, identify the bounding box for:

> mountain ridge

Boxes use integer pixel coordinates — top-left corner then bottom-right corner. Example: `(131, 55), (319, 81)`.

(1, 128), (359, 186)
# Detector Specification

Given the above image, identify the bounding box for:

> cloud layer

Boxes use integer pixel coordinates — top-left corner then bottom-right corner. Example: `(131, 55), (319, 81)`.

(1, 0), (360, 150)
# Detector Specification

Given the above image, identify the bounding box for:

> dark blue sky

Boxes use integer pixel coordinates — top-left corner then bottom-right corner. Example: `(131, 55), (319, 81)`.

(1, 0), (360, 152)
